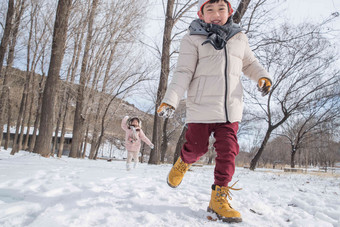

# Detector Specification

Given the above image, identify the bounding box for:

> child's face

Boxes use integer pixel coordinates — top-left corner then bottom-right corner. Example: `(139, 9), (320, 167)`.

(131, 119), (139, 127)
(198, 0), (231, 26)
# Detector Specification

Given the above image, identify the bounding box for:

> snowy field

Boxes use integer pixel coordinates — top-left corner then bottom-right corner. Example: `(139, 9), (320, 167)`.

(0, 149), (339, 227)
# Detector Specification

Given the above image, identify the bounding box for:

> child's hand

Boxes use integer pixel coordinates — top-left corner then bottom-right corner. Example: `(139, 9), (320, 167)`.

(150, 144), (154, 149)
(257, 77), (272, 96)
(157, 103), (175, 118)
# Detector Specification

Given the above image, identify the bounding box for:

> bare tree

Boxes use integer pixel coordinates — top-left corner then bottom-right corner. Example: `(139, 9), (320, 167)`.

(247, 21), (340, 170)
(278, 97), (339, 168)
(0, 0), (14, 77)
(34, 0), (72, 157)
(11, 0), (40, 155)
(149, 0), (176, 164)
(0, 0), (15, 148)
(303, 129), (339, 169)
(4, 95), (12, 150)
(27, 2), (55, 153)
(58, 0), (147, 159)
(149, 0), (197, 164)
(69, 0), (99, 158)
(57, 4), (87, 157)
(232, 0), (251, 24)
(92, 71), (150, 160)
(86, 1), (141, 159)
(52, 1), (88, 157)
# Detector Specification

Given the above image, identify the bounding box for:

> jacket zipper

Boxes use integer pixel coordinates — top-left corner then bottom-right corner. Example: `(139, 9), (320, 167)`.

(224, 46), (228, 122)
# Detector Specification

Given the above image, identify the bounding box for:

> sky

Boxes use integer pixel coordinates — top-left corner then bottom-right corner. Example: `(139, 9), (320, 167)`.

(0, 149), (339, 226)
(285, 0), (340, 25)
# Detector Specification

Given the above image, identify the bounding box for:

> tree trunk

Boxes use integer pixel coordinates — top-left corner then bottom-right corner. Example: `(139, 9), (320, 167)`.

(4, 93), (11, 150)
(52, 102), (63, 156)
(140, 142), (146, 163)
(88, 43), (116, 160)
(13, 17), (33, 154)
(16, 89), (29, 151)
(149, 0), (175, 165)
(57, 98), (68, 158)
(23, 91), (34, 150)
(11, 1), (35, 154)
(232, 0), (251, 24)
(291, 148), (297, 168)
(0, 85), (10, 146)
(0, 0), (22, 146)
(69, 0), (99, 158)
(23, 71), (37, 151)
(250, 128), (273, 170)
(89, 101), (101, 159)
(57, 30), (84, 158)
(34, 0), (72, 157)
(208, 156), (213, 165)
(160, 118), (169, 163)
(10, 88), (27, 155)
(29, 111), (40, 153)
(173, 125), (187, 165)
(93, 107), (108, 160)
(207, 145), (215, 165)
(0, 0), (14, 77)
(82, 123), (90, 159)
(29, 76), (44, 153)
(89, 133), (98, 159)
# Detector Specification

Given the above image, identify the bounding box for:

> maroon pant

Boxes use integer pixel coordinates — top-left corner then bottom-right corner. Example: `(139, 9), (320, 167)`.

(180, 122), (239, 187)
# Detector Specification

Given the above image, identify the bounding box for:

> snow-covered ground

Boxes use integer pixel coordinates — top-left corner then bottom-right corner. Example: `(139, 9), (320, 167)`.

(0, 149), (339, 227)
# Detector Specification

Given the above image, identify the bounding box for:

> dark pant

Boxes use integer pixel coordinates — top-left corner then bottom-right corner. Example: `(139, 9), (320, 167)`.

(180, 122), (239, 187)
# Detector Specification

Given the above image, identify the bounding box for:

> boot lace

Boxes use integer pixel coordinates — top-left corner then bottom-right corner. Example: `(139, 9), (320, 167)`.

(175, 160), (190, 173)
(216, 181), (242, 208)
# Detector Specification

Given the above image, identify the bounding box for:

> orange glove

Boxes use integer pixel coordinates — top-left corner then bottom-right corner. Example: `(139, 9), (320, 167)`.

(157, 103), (175, 118)
(258, 77), (272, 96)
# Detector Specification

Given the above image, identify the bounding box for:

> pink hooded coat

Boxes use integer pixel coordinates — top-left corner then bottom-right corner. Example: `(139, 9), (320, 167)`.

(121, 116), (153, 152)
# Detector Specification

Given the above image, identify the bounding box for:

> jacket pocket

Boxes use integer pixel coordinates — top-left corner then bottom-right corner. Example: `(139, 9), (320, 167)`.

(188, 75), (224, 104)
(188, 77), (206, 104)
(200, 75), (224, 97)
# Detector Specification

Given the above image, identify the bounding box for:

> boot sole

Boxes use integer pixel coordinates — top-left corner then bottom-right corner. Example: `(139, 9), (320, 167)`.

(166, 173), (182, 188)
(207, 207), (242, 223)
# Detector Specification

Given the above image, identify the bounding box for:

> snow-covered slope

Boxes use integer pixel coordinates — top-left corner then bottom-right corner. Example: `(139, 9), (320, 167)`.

(0, 149), (339, 227)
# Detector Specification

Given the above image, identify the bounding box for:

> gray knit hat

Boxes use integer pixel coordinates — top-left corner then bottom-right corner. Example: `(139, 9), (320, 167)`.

(197, 0), (233, 14)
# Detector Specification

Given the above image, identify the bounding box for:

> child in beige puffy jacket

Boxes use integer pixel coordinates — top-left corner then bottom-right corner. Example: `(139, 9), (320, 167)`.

(157, 0), (272, 223)
(121, 116), (154, 170)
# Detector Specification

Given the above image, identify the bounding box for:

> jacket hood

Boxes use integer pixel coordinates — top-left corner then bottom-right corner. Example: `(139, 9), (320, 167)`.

(127, 116), (142, 128)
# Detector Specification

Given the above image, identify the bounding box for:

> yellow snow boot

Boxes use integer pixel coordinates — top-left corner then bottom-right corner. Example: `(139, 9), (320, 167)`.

(207, 182), (242, 223)
(167, 157), (191, 188)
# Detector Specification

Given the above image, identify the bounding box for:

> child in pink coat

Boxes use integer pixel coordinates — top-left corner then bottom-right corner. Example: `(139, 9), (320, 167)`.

(121, 116), (154, 170)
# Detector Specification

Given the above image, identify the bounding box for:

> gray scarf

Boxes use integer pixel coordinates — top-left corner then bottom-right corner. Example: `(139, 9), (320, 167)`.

(189, 17), (243, 50)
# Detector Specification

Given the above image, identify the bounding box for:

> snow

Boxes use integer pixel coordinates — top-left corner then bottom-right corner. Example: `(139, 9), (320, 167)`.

(0, 149), (339, 227)
(3, 125), (73, 138)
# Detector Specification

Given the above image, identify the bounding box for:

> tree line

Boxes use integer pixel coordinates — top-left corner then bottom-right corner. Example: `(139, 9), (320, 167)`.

(0, 0), (151, 160)
(0, 0), (339, 170)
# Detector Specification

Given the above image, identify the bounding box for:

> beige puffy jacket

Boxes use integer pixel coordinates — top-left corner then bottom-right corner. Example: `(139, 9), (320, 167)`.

(162, 31), (271, 123)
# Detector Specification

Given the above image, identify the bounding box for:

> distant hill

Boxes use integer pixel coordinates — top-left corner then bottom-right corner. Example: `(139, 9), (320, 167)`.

(1, 67), (189, 163)
(0, 66), (154, 148)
